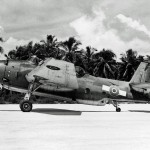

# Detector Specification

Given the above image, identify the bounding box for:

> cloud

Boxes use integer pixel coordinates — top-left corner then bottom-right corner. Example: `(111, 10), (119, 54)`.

(0, 26), (4, 35)
(70, 8), (150, 60)
(1, 0), (150, 61)
(0, 0), (95, 40)
(3, 37), (38, 53)
(70, 9), (124, 57)
(0, 36), (39, 60)
(116, 14), (150, 38)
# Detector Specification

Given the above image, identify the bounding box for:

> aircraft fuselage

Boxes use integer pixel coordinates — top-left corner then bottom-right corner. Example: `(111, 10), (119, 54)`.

(0, 59), (149, 106)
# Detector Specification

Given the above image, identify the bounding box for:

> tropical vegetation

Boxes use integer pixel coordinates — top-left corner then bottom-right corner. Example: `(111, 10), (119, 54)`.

(0, 35), (149, 103)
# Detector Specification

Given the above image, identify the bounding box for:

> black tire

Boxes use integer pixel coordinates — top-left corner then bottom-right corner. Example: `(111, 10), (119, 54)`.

(116, 107), (121, 112)
(20, 100), (33, 112)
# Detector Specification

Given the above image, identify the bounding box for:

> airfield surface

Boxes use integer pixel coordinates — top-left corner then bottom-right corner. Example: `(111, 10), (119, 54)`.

(0, 104), (150, 150)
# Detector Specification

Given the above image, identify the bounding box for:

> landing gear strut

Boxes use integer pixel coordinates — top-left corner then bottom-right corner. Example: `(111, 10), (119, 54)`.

(19, 82), (35, 112)
(111, 100), (121, 112)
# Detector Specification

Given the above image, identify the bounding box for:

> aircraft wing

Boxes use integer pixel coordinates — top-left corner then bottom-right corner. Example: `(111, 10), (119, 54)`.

(3, 84), (75, 103)
(25, 58), (79, 89)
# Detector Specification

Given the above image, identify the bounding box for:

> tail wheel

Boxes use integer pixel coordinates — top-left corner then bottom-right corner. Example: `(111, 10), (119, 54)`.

(20, 100), (33, 112)
(116, 107), (121, 112)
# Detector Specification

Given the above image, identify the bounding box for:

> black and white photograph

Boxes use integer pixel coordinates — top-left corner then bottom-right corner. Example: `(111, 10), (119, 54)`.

(0, 0), (150, 149)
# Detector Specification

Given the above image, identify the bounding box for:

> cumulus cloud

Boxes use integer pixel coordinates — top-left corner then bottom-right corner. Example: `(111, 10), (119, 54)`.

(70, 8), (150, 59)
(1, 0), (150, 60)
(0, 0), (90, 40)
(0, 26), (4, 36)
(0, 26), (4, 31)
(117, 14), (150, 38)
(3, 37), (39, 53)
(0, 36), (39, 60)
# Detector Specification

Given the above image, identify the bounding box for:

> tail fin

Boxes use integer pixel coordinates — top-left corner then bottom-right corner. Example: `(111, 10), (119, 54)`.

(130, 62), (148, 84)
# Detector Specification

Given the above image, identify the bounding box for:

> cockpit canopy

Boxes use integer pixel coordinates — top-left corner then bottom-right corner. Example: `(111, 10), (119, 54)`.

(75, 66), (86, 78)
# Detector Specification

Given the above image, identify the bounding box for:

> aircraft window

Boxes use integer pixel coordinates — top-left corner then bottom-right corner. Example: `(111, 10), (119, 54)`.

(75, 66), (86, 78)
(46, 65), (60, 70)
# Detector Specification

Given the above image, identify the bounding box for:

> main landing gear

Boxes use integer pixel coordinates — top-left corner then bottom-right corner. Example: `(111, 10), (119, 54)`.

(116, 107), (121, 112)
(20, 100), (33, 112)
(111, 100), (121, 112)
(19, 83), (36, 112)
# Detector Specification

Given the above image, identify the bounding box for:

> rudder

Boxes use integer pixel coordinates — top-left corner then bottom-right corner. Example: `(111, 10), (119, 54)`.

(129, 62), (148, 84)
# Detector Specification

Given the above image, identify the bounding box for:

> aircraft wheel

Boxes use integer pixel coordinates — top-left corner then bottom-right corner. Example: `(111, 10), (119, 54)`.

(20, 100), (33, 112)
(116, 107), (121, 112)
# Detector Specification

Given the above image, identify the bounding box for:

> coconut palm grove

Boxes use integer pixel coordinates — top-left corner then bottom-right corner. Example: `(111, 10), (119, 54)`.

(0, 35), (149, 103)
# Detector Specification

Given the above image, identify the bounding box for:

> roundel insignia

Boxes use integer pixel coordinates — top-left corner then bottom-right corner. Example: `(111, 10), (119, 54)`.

(109, 86), (119, 97)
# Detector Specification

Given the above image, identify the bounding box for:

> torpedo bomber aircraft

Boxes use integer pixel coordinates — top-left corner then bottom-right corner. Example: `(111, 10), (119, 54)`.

(0, 56), (149, 112)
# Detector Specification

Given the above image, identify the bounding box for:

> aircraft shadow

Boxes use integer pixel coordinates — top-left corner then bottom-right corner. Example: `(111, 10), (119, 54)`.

(32, 108), (117, 115)
(129, 110), (150, 113)
(0, 110), (20, 112)
(32, 108), (82, 115)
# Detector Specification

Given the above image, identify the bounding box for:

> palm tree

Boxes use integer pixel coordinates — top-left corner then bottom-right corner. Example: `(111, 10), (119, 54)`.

(7, 35), (62, 60)
(40, 35), (61, 58)
(60, 37), (81, 64)
(15, 46), (28, 60)
(8, 50), (17, 59)
(79, 46), (97, 74)
(92, 49), (117, 79)
(8, 41), (33, 60)
(32, 43), (46, 59)
(119, 49), (141, 81)
(8, 45), (32, 60)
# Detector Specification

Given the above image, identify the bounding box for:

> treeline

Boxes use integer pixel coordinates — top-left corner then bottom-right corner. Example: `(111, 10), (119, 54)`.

(0, 35), (149, 104)
(7, 35), (147, 81)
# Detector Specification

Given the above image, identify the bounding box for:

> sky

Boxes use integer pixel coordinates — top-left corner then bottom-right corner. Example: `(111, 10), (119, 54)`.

(1, 0), (150, 59)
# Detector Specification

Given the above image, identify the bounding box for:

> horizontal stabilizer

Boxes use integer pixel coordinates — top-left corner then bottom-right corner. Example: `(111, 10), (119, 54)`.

(111, 99), (149, 104)
(130, 83), (150, 89)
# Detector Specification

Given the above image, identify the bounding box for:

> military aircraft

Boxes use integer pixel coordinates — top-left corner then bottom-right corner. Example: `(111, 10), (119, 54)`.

(0, 56), (149, 112)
